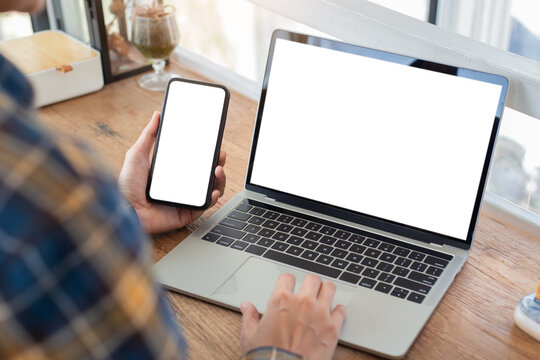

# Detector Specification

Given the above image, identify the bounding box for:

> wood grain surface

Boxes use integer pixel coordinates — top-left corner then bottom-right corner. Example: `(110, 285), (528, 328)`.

(38, 60), (540, 359)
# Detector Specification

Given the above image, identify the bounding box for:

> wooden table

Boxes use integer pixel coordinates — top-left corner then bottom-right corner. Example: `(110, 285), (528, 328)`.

(38, 61), (540, 359)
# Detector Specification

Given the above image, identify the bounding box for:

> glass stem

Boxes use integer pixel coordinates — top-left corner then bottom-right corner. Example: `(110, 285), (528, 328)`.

(153, 59), (166, 75)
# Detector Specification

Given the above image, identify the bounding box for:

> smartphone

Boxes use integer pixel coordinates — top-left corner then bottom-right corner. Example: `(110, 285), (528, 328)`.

(146, 78), (229, 210)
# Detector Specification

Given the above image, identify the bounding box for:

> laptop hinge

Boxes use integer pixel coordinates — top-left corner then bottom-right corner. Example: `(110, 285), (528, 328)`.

(264, 196), (277, 202)
(430, 242), (443, 248)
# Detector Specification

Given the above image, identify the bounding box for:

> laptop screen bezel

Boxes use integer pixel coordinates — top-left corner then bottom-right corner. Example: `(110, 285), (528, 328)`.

(245, 29), (508, 250)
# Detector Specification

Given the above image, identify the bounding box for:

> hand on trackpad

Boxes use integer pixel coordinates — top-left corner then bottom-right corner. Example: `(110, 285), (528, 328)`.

(212, 256), (357, 313)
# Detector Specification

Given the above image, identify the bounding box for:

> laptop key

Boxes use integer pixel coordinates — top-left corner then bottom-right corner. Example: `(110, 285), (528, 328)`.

(315, 244), (333, 254)
(394, 277), (431, 295)
(316, 255), (333, 265)
(378, 243), (395, 252)
(349, 234), (365, 243)
(262, 211), (280, 220)
(248, 216), (265, 225)
(365, 249), (381, 258)
(410, 262), (427, 272)
(286, 236), (304, 246)
(407, 292), (426, 304)
(257, 238), (275, 248)
(211, 225), (246, 239)
(378, 273), (396, 284)
(306, 222), (322, 231)
(276, 223), (294, 233)
(361, 257), (378, 268)
(426, 266), (443, 277)
(408, 271), (437, 286)
(346, 264), (364, 274)
(243, 234), (260, 243)
(390, 287), (409, 299)
(424, 256), (449, 269)
(335, 240), (351, 250)
(286, 246), (303, 256)
(392, 266), (410, 277)
(262, 220), (279, 229)
(350, 244), (366, 254)
(331, 259), (349, 270)
(220, 218), (246, 230)
(408, 251), (426, 261)
(232, 241), (249, 251)
(249, 207), (265, 216)
(339, 272), (361, 284)
(393, 247), (410, 257)
(228, 211), (251, 221)
(235, 203), (252, 212)
(301, 250), (318, 261)
(290, 218), (308, 227)
(244, 224), (262, 234)
(305, 231), (322, 241)
(245, 244), (266, 256)
(319, 226), (336, 235)
(291, 227), (308, 237)
(272, 232), (289, 242)
(362, 268), (380, 279)
(271, 242), (289, 252)
(202, 233), (220, 242)
(264, 250), (341, 278)
(374, 283), (392, 294)
(380, 252), (396, 263)
(277, 215), (294, 223)
(364, 238), (380, 248)
(376, 262), (394, 272)
(217, 237), (234, 247)
(258, 228), (275, 238)
(331, 248), (348, 259)
(335, 230), (351, 240)
(301, 240), (318, 250)
(359, 278), (377, 289)
(320, 236), (337, 245)
(346, 253), (363, 263)
(395, 257), (412, 267)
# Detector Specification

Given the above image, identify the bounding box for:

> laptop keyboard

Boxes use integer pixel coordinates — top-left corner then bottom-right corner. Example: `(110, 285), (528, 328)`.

(202, 200), (453, 304)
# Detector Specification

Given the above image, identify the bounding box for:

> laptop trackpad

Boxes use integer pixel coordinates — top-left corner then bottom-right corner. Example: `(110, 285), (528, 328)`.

(212, 256), (357, 313)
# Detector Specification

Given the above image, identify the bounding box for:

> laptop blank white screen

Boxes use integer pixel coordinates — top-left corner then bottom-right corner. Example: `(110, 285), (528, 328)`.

(250, 38), (503, 241)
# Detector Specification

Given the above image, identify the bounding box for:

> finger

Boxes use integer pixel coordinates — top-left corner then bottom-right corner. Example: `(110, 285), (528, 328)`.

(133, 111), (160, 156)
(317, 281), (337, 308)
(272, 273), (296, 295)
(218, 151), (227, 167)
(330, 304), (346, 330)
(299, 274), (322, 298)
(240, 302), (260, 346)
(208, 189), (221, 208)
(214, 166), (226, 197)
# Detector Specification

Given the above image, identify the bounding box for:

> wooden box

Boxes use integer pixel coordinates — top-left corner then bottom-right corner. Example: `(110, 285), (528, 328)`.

(0, 30), (104, 107)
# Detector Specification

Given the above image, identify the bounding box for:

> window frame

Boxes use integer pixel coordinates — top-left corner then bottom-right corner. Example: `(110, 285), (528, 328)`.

(173, 0), (539, 234)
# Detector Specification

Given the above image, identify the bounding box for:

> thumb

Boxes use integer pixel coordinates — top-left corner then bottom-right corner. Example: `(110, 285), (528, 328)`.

(133, 111), (160, 157)
(240, 302), (260, 347)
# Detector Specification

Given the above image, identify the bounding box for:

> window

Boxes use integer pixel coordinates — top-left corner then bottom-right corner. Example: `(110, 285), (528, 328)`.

(0, 12), (33, 41)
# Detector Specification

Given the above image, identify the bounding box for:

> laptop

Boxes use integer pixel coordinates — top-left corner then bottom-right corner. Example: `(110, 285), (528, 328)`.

(153, 30), (508, 359)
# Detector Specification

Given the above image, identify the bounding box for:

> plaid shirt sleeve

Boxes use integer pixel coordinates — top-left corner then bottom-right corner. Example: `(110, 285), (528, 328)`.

(0, 54), (187, 359)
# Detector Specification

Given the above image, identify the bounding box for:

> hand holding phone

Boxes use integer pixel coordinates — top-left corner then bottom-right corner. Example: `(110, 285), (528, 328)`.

(146, 78), (229, 209)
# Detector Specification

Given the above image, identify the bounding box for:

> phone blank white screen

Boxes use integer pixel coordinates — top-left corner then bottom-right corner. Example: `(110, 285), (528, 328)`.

(150, 80), (225, 207)
(250, 39), (502, 240)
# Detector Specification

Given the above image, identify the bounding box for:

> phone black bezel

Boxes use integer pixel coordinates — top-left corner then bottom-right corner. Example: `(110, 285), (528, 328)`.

(146, 77), (230, 210)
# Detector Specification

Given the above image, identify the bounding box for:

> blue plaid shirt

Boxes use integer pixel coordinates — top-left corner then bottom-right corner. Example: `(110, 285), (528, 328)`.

(0, 53), (300, 360)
